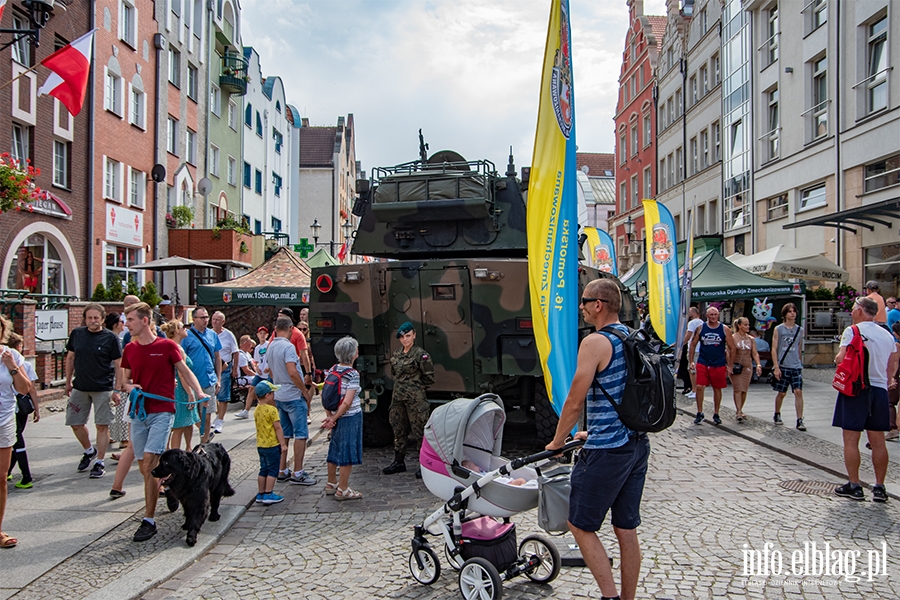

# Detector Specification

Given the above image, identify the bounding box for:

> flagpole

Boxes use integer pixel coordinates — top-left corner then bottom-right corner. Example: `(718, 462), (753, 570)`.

(0, 63), (40, 92)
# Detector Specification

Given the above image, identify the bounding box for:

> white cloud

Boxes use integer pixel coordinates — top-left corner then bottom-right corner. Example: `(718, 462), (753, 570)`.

(241, 0), (669, 172)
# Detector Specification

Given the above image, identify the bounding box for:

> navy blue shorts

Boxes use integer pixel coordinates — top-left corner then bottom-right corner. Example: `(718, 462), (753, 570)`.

(258, 445), (281, 478)
(772, 367), (803, 393)
(832, 386), (890, 432)
(569, 434), (650, 532)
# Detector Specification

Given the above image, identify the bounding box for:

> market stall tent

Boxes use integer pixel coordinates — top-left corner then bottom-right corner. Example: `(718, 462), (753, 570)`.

(727, 245), (848, 282)
(196, 247), (311, 306)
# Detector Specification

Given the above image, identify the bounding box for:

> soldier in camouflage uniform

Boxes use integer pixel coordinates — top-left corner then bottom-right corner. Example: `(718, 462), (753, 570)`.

(383, 322), (434, 475)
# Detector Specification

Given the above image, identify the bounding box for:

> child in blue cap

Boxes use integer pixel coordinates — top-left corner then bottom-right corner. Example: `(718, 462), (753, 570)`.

(254, 380), (287, 505)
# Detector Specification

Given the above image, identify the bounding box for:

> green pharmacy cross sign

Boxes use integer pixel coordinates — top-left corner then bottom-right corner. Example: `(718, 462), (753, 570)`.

(293, 238), (314, 258)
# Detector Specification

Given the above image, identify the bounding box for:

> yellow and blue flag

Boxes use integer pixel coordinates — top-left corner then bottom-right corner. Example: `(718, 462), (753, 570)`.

(642, 199), (681, 346)
(527, 0), (577, 419)
(584, 226), (617, 276)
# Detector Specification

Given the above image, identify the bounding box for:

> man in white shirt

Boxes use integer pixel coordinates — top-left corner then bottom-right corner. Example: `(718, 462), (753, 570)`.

(211, 311), (239, 434)
(833, 296), (899, 503)
(683, 307), (704, 399)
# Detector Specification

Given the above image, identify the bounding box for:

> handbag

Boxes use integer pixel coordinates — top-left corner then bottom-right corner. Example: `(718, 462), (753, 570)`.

(537, 464), (573, 533)
(16, 393), (34, 416)
(732, 363), (744, 375)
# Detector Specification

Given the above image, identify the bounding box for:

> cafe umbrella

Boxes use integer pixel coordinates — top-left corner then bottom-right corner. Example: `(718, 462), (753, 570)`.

(132, 256), (219, 304)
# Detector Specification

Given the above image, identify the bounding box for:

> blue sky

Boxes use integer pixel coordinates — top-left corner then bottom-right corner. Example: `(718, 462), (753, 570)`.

(242, 0), (667, 173)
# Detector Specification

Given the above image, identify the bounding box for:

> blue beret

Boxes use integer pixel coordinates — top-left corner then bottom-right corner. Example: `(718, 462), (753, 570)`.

(396, 322), (414, 338)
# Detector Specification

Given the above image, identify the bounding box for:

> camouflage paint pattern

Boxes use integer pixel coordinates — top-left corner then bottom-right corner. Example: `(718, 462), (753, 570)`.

(389, 344), (433, 456)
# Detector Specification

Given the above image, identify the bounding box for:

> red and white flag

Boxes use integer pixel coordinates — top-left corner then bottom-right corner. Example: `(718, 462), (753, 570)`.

(0, 1), (8, 23)
(38, 29), (95, 116)
(337, 241), (348, 263)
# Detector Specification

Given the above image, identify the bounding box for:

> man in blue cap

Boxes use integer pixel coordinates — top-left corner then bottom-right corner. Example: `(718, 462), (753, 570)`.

(383, 322), (434, 475)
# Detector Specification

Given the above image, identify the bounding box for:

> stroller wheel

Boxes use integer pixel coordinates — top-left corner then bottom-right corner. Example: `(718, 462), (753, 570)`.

(459, 557), (502, 600)
(409, 547), (441, 585)
(519, 535), (561, 583)
(445, 543), (464, 571)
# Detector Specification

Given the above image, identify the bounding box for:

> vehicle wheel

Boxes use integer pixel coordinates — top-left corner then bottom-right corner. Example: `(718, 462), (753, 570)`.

(519, 535), (561, 583)
(533, 379), (559, 445)
(409, 547), (441, 585)
(362, 391), (394, 447)
(459, 557), (503, 600)
(445, 542), (463, 571)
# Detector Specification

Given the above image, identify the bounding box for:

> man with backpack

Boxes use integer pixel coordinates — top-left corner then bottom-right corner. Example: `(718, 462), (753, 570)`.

(833, 296), (898, 502)
(546, 278), (650, 600)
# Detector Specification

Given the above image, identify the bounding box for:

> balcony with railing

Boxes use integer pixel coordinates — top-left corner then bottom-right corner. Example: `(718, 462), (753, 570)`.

(219, 50), (249, 96)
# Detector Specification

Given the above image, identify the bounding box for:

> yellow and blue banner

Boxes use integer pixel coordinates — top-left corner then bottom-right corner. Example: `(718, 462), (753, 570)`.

(584, 226), (617, 276)
(642, 199), (681, 346)
(675, 210), (695, 358)
(527, 0), (577, 418)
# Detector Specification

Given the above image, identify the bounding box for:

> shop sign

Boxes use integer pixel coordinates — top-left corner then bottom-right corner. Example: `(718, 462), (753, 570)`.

(34, 309), (69, 341)
(106, 204), (143, 246)
(30, 191), (73, 220)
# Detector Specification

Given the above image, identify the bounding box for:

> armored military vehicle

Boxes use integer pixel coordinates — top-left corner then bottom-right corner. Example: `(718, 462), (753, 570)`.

(309, 146), (637, 445)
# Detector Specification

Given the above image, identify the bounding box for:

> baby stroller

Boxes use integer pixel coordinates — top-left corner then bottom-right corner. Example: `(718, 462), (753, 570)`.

(410, 394), (582, 599)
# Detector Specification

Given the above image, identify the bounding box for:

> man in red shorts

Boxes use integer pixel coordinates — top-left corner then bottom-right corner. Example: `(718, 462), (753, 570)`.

(689, 306), (735, 425)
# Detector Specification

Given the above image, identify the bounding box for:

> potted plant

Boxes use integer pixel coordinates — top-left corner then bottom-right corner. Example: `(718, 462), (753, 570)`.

(0, 153), (40, 213)
(170, 205), (194, 229)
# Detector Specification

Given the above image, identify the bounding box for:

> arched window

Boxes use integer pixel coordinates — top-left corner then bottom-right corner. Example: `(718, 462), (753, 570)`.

(6, 234), (67, 295)
(245, 103), (252, 127)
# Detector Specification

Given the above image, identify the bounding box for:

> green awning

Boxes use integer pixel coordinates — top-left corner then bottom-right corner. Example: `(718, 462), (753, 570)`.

(196, 247), (311, 306)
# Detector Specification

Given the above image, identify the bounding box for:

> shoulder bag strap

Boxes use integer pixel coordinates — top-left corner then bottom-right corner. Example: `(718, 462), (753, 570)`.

(778, 326), (800, 367)
(189, 327), (216, 364)
(592, 327), (627, 406)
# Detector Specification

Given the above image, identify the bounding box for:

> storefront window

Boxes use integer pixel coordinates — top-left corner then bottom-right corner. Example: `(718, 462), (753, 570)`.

(5, 234), (67, 295)
(106, 244), (142, 291)
(865, 244), (900, 297)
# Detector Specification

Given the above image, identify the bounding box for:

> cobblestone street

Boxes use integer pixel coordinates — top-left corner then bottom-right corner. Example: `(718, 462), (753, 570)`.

(144, 412), (900, 600)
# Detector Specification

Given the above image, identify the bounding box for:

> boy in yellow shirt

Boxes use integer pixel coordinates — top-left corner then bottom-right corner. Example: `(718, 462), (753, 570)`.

(254, 381), (288, 505)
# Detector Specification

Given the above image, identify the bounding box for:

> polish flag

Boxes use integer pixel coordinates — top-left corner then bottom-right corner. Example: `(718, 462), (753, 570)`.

(37, 29), (95, 116)
(0, 1), (7, 23)
(337, 241), (348, 263)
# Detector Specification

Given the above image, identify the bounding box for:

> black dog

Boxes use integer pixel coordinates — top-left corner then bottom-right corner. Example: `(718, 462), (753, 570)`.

(151, 443), (235, 546)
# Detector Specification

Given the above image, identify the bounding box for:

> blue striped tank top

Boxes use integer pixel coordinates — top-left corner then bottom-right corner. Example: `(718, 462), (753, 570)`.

(585, 323), (632, 450)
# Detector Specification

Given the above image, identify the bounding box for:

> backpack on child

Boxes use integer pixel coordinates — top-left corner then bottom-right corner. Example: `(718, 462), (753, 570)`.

(321, 365), (357, 412)
(832, 325), (869, 397)
(594, 325), (677, 433)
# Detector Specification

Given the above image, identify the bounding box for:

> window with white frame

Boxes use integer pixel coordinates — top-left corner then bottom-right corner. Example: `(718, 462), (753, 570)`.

(273, 173), (282, 197)
(11, 15), (31, 65)
(698, 7), (708, 34)
(811, 56), (828, 139)
(105, 70), (122, 115)
(254, 169), (262, 194)
(765, 87), (779, 162)
(799, 183), (826, 210)
(667, 97), (674, 125)
(245, 103), (252, 127)
(863, 153), (900, 193)
(209, 144), (220, 177)
(866, 17), (888, 114)
(53, 140), (68, 188)
(631, 174), (638, 208)
(228, 100), (237, 129)
(619, 133), (626, 164)
(274, 128), (283, 154)
(630, 125), (638, 157)
(659, 158), (666, 191)
(643, 114), (651, 147)
(130, 86), (145, 128)
(690, 137), (698, 175)
(643, 166), (651, 199)
(129, 168), (145, 208)
(622, 83), (628, 105)
(805, 0), (827, 33)
(700, 130), (709, 170)
(210, 85), (221, 116)
(167, 116), (178, 155)
(767, 194), (788, 220)
(675, 148), (683, 183)
(668, 152), (675, 187)
(187, 63), (198, 101)
(227, 156), (236, 186)
(104, 158), (121, 201)
(168, 48), (181, 87)
(659, 105), (666, 130)
(713, 121), (721, 162)
(620, 181), (627, 212)
(120, 1), (137, 47)
(699, 65), (708, 96)
(243, 162), (251, 188)
(712, 53), (720, 85)
(764, 5), (779, 67)
(11, 123), (29, 165)
(690, 75), (698, 105)
(186, 128), (197, 165)
(106, 245), (142, 289)
(676, 89), (683, 117)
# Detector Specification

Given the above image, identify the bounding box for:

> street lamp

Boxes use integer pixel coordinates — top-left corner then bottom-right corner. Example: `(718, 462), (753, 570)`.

(0, 1), (57, 50)
(341, 219), (352, 241)
(309, 219), (321, 247)
(625, 214), (635, 243)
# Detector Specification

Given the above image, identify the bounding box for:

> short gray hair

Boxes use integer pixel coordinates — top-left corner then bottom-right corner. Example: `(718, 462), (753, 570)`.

(275, 316), (293, 332)
(856, 296), (878, 318)
(334, 336), (358, 364)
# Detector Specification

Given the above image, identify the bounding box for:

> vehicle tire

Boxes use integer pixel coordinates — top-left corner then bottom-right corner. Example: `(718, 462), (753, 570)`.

(362, 391), (394, 448)
(445, 542), (463, 571)
(519, 535), (561, 584)
(409, 546), (441, 585)
(459, 557), (503, 600)
(533, 379), (559, 445)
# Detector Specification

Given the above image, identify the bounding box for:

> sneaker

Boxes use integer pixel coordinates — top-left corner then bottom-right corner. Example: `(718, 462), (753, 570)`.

(796, 418), (806, 432)
(14, 480), (33, 489)
(712, 414), (722, 425)
(307, 416), (312, 425)
(261, 492), (284, 505)
(109, 489), (126, 499)
(255, 493), (265, 503)
(873, 486), (888, 503)
(133, 519), (157, 542)
(693, 412), (705, 425)
(686, 391), (696, 399)
(835, 482), (864, 501)
(213, 419), (224, 434)
(885, 430), (899, 441)
(90, 462), (106, 479)
(289, 471), (317, 486)
(235, 410), (250, 420)
(773, 412), (783, 425)
(276, 470), (291, 482)
(77, 448), (98, 472)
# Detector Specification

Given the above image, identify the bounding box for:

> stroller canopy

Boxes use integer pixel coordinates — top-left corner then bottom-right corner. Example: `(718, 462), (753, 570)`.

(423, 394), (506, 466)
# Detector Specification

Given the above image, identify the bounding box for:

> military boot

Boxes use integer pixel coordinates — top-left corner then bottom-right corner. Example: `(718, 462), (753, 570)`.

(382, 455), (407, 475)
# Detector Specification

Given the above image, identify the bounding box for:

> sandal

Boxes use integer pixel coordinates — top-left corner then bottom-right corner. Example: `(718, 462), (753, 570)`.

(110, 453), (121, 462)
(335, 487), (362, 501)
(324, 482), (338, 495)
(0, 533), (17, 548)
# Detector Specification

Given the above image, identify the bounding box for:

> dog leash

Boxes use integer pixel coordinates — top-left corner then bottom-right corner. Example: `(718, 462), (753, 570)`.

(127, 388), (207, 421)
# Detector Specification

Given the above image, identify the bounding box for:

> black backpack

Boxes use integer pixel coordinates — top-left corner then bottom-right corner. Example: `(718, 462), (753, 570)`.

(594, 325), (676, 433)
(321, 366), (357, 412)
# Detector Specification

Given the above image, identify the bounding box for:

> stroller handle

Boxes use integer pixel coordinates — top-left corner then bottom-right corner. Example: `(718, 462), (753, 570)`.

(508, 439), (585, 471)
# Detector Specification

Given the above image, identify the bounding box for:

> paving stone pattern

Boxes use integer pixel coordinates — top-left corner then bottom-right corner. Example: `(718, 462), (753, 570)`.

(148, 416), (900, 600)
